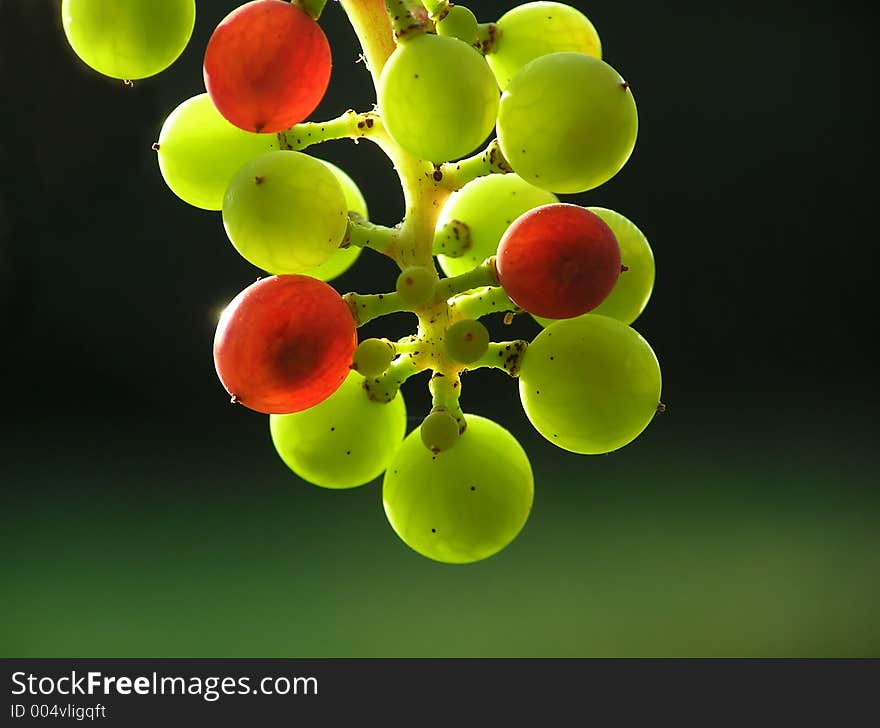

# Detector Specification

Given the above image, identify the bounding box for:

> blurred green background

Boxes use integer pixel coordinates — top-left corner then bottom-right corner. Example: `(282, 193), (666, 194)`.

(1, 1), (877, 656)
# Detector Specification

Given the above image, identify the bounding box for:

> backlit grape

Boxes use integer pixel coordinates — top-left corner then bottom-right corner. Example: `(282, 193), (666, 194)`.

(378, 33), (499, 163)
(444, 320), (489, 364)
(519, 315), (661, 454)
(420, 410), (461, 453)
(62, 0), (195, 80)
(384, 414), (534, 563)
(222, 151), (348, 274)
(497, 52), (638, 193)
(497, 204), (621, 319)
(204, 0), (331, 133)
(270, 371), (406, 489)
(213, 275), (356, 414)
(396, 266), (436, 308)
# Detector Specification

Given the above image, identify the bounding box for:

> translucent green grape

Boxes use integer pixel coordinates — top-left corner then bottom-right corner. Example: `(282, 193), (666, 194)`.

(306, 159), (369, 282)
(352, 338), (395, 378)
(378, 33), (499, 163)
(384, 414), (534, 563)
(222, 151), (347, 274)
(396, 266), (436, 308)
(156, 94), (278, 211)
(486, 1), (601, 89)
(519, 315), (661, 454)
(62, 0), (195, 80)
(436, 174), (557, 278)
(534, 207), (655, 327)
(270, 371), (406, 489)
(419, 410), (460, 453)
(497, 53), (638, 194)
(444, 320), (489, 364)
(436, 6), (479, 45)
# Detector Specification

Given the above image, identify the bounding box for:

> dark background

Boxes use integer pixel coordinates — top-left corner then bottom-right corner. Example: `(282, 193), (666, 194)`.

(1, 0), (877, 656)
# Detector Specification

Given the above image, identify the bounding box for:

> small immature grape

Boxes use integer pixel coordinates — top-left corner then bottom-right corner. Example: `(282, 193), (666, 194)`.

(519, 315), (661, 454)
(222, 151), (348, 275)
(270, 371), (406, 489)
(62, 0), (195, 80)
(396, 266), (436, 308)
(156, 94), (278, 211)
(486, 1), (602, 89)
(307, 159), (370, 282)
(213, 275), (356, 414)
(378, 33), (499, 163)
(204, 0), (332, 133)
(497, 204), (621, 319)
(436, 6), (479, 46)
(497, 53), (638, 194)
(384, 414), (534, 564)
(420, 410), (461, 453)
(444, 320), (490, 364)
(352, 338), (395, 378)
(436, 174), (557, 279)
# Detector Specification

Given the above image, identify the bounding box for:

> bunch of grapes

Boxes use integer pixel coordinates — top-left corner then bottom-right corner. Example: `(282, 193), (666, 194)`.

(62, 0), (661, 564)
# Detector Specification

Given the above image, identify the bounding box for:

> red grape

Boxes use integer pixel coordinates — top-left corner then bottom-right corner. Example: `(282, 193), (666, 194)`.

(203, 0), (331, 133)
(496, 204), (621, 319)
(213, 275), (356, 414)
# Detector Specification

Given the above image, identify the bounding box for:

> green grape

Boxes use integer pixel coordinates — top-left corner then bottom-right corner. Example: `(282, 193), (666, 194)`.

(62, 0), (195, 80)
(534, 207), (655, 327)
(519, 315), (661, 454)
(384, 414), (533, 563)
(222, 151), (347, 274)
(497, 53), (638, 194)
(306, 159), (369, 282)
(436, 6), (479, 45)
(444, 320), (489, 364)
(378, 33), (499, 163)
(436, 173), (557, 278)
(352, 338), (395, 378)
(156, 94), (278, 211)
(486, 1), (601, 89)
(419, 410), (461, 453)
(396, 266), (436, 308)
(270, 371), (407, 489)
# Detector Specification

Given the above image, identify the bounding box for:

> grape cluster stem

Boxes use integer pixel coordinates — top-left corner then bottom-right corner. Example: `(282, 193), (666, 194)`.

(330, 0), (531, 430)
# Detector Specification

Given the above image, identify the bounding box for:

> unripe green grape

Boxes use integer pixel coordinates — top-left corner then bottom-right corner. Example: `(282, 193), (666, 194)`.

(436, 6), (479, 45)
(533, 207), (655, 327)
(519, 315), (661, 454)
(487, 1), (601, 89)
(62, 0), (195, 80)
(378, 33), (499, 163)
(352, 338), (395, 378)
(396, 266), (436, 308)
(436, 174), (557, 278)
(444, 320), (489, 364)
(420, 410), (461, 453)
(222, 151), (347, 274)
(384, 414), (534, 564)
(156, 94), (278, 211)
(497, 53), (638, 194)
(270, 372), (407, 489)
(306, 159), (369, 282)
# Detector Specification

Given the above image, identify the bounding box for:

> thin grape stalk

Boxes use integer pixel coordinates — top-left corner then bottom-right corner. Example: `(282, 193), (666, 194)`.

(62, 0), (662, 563)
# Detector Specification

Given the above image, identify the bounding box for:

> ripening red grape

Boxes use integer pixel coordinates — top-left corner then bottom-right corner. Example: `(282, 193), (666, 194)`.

(203, 0), (332, 133)
(496, 204), (621, 319)
(214, 275), (356, 414)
